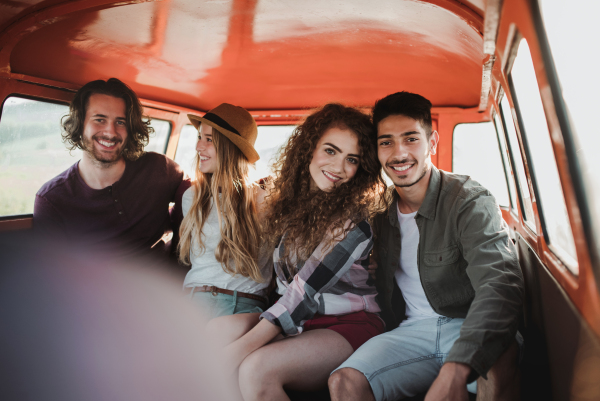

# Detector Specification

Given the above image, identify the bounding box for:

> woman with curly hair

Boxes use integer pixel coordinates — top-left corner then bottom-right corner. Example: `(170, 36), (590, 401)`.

(179, 103), (271, 318)
(207, 103), (386, 400)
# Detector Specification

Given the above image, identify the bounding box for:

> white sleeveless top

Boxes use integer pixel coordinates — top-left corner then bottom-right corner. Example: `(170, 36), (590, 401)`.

(181, 187), (270, 296)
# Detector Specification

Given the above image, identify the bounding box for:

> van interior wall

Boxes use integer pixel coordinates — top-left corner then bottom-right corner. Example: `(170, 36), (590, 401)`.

(516, 233), (600, 400)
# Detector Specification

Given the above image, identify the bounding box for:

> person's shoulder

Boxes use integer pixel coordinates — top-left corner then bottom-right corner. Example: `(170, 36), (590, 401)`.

(438, 169), (491, 202)
(340, 219), (373, 243)
(36, 162), (79, 199)
(182, 185), (196, 202)
(132, 151), (174, 167)
(135, 152), (185, 179)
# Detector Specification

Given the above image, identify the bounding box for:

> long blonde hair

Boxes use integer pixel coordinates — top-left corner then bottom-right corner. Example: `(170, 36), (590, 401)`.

(178, 127), (264, 282)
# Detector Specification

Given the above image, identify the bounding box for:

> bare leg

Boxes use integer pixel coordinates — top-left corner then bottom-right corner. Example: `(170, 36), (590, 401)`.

(238, 329), (354, 401)
(329, 367), (375, 401)
(477, 340), (520, 401)
(204, 312), (261, 348)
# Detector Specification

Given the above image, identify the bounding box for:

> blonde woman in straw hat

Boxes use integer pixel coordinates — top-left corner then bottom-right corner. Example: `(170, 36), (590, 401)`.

(178, 103), (271, 318)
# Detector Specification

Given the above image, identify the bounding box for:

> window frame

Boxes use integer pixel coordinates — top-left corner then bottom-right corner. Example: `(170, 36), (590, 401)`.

(497, 90), (536, 234)
(507, 40), (578, 274)
(491, 107), (518, 215)
(451, 120), (511, 209)
(0, 94), (73, 219)
(530, 0), (600, 286)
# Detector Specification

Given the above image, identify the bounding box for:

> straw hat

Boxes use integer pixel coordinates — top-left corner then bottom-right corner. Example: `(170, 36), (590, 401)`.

(188, 103), (260, 163)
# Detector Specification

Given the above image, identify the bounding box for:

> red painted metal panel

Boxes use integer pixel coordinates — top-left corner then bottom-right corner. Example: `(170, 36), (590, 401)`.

(2, 0), (484, 112)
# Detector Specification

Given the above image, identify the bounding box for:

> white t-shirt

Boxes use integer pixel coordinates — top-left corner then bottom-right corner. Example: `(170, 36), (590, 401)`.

(394, 205), (442, 323)
(181, 187), (270, 296)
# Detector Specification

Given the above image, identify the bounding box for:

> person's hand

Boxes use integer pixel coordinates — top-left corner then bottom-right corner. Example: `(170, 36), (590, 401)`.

(367, 254), (378, 280)
(424, 362), (471, 401)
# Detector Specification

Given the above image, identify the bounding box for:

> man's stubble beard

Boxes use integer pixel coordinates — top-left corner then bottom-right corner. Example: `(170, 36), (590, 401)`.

(386, 148), (432, 188)
(392, 163), (430, 188)
(82, 135), (126, 169)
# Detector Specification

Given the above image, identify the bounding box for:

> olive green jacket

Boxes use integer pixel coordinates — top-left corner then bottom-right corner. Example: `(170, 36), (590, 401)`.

(373, 166), (524, 379)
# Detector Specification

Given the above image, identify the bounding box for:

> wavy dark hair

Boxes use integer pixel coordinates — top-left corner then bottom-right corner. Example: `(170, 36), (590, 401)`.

(61, 78), (152, 161)
(265, 103), (386, 272)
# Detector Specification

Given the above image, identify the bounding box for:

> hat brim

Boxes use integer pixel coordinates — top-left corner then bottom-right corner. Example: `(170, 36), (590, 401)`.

(187, 114), (260, 164)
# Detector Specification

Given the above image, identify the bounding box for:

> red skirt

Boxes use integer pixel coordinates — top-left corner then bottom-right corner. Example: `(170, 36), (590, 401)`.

(303, 311), (385, 351)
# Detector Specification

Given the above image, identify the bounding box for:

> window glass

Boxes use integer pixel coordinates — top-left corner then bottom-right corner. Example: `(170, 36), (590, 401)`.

(540, 1), (598, 271)
(0, 97), (78, 217)
(174, 124), (296, 181)
(174, 124), (198, 179)
(253, 125), (296, 181)
(500, 95), (537, 232)
(493, 111), (518, 212)
(510, 39), (578, 273)
(452, 122), (509, 207)
(144, 119), (171, 154)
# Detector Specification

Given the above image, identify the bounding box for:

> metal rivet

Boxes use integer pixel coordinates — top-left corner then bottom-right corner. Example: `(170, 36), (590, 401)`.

(119, 211), (123, 215)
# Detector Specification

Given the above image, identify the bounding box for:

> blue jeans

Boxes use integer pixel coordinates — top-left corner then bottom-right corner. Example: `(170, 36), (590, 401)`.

(189, 289), (266, 319)
(334, 317), (477, 401)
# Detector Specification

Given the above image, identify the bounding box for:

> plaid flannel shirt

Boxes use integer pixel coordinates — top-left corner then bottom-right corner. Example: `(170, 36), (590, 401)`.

(260, 220), (381, 336)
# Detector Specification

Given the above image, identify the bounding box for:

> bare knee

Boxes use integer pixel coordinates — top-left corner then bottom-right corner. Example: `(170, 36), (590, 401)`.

(329, 368), (374, 401)
(239, 351), (277, 401)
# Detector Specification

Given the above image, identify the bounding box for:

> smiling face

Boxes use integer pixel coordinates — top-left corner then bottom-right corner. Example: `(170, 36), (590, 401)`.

(196, 123), (217, 174)
(309, 126), (361, 192)
(81, 94), (128, 165)
(377, 114), (439, 188)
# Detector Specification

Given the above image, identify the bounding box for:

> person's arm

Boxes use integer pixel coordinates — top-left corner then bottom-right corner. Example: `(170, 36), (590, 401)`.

(223, 318), (282, 369)
(425, 362), (471, 401)
(261, 220), (374, 337)
(170, 178), (191, 252)
(166, 156), (191, 257)
(33, 194), (66, 240)
(444, 189), (524, 380)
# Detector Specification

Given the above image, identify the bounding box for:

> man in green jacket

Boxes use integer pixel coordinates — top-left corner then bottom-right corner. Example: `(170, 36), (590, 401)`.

(328, 92), (524, 401)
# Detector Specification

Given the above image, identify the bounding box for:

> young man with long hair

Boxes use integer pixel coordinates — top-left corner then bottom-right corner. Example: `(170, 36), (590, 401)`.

(34, 78), (189, 259)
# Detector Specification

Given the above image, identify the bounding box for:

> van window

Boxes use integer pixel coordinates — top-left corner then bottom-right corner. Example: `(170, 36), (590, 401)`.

(0, 97), (78, 217)
(540, 1), (598, 272)
(144, 119), (172, 155)
(500, 95), (537, 233)
(174, 124), (198, 179)
(253, 125), (296, 181)
(452, 122), (509, 208)
(174, 124), (296, 182)
(509, 39), (578, 273)
(493, 111), (519, 213)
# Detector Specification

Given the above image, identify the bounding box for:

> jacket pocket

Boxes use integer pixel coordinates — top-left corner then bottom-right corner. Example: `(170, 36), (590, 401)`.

(422, 246), (474, 308)
(424, 246), (460, 266)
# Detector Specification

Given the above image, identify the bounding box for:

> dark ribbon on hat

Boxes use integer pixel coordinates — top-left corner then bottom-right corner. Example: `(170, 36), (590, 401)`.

(203, 112), (241, 136)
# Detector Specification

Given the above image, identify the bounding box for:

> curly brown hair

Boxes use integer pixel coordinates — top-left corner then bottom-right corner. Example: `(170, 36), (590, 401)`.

(61, 78), (153, 161)
(265, 103), (386, 272)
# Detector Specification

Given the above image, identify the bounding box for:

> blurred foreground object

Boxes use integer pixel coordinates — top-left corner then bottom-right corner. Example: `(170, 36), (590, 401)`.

(0, 238), (239, 401)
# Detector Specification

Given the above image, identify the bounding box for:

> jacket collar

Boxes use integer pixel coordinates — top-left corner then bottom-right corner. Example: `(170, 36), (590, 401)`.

(386, 165), (441, 224)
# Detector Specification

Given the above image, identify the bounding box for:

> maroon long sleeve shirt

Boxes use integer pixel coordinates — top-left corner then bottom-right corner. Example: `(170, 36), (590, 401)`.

(34, 152), (190, 258)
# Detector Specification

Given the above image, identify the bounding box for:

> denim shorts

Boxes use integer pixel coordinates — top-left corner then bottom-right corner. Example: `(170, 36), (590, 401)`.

(189, 289), (266, 319)
(334, 317), (477, 401)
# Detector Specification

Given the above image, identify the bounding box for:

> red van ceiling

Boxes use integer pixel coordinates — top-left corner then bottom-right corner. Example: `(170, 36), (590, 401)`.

(2, 0), (485, 111)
